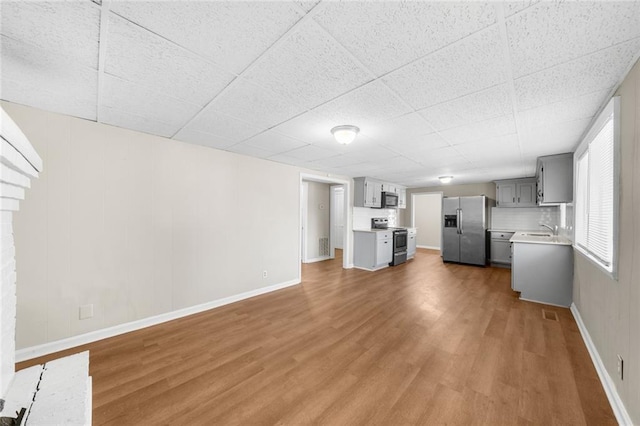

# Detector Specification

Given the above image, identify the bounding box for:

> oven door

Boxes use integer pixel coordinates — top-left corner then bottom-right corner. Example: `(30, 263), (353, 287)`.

(394, 230), (408, 252)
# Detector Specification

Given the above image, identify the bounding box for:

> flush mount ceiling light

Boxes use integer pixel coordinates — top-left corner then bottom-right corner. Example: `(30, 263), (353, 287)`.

(331, 125), (360, 145)
(439, 176), (453, 184)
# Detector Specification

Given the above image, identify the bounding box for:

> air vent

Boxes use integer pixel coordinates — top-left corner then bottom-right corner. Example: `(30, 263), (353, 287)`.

(319, 237), (329, 257)
(542, 309), (559, 322)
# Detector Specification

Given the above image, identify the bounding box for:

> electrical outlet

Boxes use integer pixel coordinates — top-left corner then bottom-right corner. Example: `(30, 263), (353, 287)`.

(79, 304), (94, 320)
(262, 270), (268, 279)
(617, 355), (624, 380)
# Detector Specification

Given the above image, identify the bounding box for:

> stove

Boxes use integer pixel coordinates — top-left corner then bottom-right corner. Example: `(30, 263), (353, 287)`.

(371, 218), (407, 266)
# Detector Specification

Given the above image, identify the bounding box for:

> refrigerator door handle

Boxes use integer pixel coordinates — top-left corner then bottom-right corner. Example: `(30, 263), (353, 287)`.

(456, 208), (461, 234)
(459, 209), (463, 234)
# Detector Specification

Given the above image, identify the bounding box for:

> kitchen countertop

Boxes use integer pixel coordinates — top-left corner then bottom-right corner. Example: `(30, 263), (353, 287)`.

(353, 228), (392, 233)
(510, 231), (572, 246)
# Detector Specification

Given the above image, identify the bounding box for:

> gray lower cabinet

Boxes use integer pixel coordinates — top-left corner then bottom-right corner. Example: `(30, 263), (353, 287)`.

(354, 230), (393, 271)
(490, 231), (514, 266)
(407, 228), (417, 259)
(511, 242), (573, 306)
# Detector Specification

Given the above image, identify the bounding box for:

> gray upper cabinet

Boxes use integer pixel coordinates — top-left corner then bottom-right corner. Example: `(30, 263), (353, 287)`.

(354, 177), (406, 209)
(495, 178), (537, 208)
(536, 153), (573, 205)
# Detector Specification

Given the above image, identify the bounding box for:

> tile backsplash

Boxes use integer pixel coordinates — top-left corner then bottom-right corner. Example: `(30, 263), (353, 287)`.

(353, 207), (397, 229)
(491, 206), (559, 231)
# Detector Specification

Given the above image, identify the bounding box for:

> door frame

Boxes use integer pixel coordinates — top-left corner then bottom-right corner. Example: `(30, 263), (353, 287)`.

(329, 185), (345, 256)
(300, 173), (353, 276)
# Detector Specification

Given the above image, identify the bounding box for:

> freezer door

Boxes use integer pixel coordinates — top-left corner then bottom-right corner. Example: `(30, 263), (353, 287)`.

(459, 196), (487, 266)
(442, 197), (460, 262)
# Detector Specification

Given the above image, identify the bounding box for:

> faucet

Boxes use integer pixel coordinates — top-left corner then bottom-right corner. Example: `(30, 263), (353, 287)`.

(539, 223), (558, 235)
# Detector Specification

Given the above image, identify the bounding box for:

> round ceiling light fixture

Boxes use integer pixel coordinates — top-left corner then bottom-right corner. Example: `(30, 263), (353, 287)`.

(439, 176), (453, 184)
(331, 125), (360, 145)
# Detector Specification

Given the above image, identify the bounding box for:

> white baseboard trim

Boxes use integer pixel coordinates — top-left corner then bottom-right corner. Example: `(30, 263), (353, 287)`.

(302, 256), (331, 264)
(570, 303), (633, 425)
(417, 245), (440, 250)
(16, 278), (301, 363)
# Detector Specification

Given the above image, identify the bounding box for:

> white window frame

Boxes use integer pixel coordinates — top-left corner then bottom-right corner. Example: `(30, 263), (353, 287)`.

(573, 97), (620, 280)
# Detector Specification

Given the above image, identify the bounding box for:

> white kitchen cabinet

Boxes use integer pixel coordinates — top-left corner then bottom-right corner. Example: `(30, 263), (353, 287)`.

(353, 230), (393, 271)
(398, 188), (407, 209)
(382, 183), (397, 194)
(407, 228), (417, 258)
(511, 241), (573, 306)
(536, 153), (573, 205)
(495, 178), (536, 207)
(354, 177), (382, 208)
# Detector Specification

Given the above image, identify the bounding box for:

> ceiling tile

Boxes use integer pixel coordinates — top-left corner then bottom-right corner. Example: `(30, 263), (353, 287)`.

(109, 1), (304, 75)
(101, 106), (179, 138)
(101, 74), (202, 134)
(520, 118), (592, 157)
(0, 1), (100, 69)
(0, 36), (97, 120)
(514, 38), (640, 110)
(178, 108), (264, 145)
(105, 14), (235, 106)
(225, 142), (274, 159)
(311, 80), (413, 129)
(243, 20), (371, 110)
(271, 110), (337, 146)
(453, 134), (521, 162)
(207, 78), (306, 129)
(382, 27), (507, 110)
(240, 129), (308, 154)
(294, 0), (321, 13)
(172, 128), (235, 151)
(419, 85), (512, 131)
(507, 2), (640, 78)
(367, 113), (436, 146)
(503, 1), (540, 18)
(440, 114), (517, 146)
(314, 2), (496, 76)
(280, 144), (341, 162)
(518, 89), (608, 130)
(386, 133), (450, 157)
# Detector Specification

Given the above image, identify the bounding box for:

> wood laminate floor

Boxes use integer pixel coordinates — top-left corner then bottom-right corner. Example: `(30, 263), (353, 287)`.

(17, 249), (616, 425)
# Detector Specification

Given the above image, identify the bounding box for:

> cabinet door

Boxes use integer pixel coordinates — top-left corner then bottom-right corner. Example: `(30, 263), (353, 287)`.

(371, 182), (382, 208)
(398, 189), (407, 209)
(408, 234), (416, 257)
(517, 182), (536, 207)
(376, 239), (393, 266)
(490, 240), (511, 264)
(497, 183), (517, 207)
(364, 181), (376, 207)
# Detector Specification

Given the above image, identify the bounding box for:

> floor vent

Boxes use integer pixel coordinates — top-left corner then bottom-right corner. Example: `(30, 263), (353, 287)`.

(542, 309), (559, 322)
(319, 237), (329, 257)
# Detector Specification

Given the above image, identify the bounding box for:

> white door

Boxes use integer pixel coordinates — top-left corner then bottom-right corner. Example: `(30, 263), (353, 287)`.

(331, 186), (344, 250)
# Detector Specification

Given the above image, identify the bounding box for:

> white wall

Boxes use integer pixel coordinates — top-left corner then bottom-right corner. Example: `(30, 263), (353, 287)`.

(412, 193), (442, 249)
(572, 59), (640, 424)
(303, 181), (330, 262)
(4, 102), (310, 350)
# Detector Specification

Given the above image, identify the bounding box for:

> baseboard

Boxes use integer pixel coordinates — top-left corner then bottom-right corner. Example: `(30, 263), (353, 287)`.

(302, 256), (331, 264)
(570, 303), (633, 425)
(15, 278), (301, 363)
(417, 245), (440, 250)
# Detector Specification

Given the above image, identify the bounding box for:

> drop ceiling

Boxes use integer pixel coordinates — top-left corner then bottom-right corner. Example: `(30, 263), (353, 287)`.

(1, 1), (639, 187)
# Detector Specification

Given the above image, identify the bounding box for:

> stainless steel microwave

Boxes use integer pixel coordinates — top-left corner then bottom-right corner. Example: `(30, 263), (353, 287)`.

(381, 192), (399, 208)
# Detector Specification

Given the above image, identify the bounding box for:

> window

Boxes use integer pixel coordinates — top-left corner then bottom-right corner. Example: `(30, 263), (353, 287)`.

(574, 97), (619, 277)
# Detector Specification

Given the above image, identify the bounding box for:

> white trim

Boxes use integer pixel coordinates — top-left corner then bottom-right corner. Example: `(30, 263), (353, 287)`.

(15, 278), (301, 363)
(416, 244), (440, 250)
(518, 298), (569, 309)
(352, 265), (388, 272)
(303, 256), (331, 264)
(570, 303), (633, 426)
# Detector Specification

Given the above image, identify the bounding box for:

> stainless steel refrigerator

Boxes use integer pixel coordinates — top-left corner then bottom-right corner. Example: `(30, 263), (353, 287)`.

(442, 195), (492, 266)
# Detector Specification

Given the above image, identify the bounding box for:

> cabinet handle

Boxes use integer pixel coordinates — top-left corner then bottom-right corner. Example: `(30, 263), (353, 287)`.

(518, 197), (520, 202)
(513, 197), (515, 203)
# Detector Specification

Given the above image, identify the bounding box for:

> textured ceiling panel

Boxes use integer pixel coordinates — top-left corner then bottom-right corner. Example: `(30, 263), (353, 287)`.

(173, 127), (235, 151)
(454, 134), (521, 161)
(207, 78), (306, 129)
(0, 1), (100, 69)
(102, 74), (201, 135)
(520, 118), (592, 157)
(109, 1), (303, 75)
(243, 21), (371, 110)
(271, 144), (338, 162)
(514, 38), (640, 110)
(507, 2), (640, 78)
(311, 80), (413, 130)
(271, 110), (337, 146)
(294, 0), (321, 13)
(314, 2), (496, 76)
(419, 84), (512, 131)
(366, 113), (436, 146)
(238, 129), (309, 155)
(0, 36), (97, 120)
(101, 106), (180, 138)
(178, 108), (264, 145)
(382, 27), (507, 110)
(440, 114), (517, 146)
(387, 133), (450, 157)
(503, 1), (540, 18)
(105, 14), (235, 107)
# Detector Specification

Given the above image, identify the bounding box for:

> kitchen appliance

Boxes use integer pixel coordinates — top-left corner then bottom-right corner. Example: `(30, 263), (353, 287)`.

(442, 195), (492, 266)
(371, 218), (407, 266)
(380, 192), (399, 208)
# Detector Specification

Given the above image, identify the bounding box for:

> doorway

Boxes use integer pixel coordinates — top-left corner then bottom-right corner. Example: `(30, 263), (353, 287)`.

(411, 192), (443, 251)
